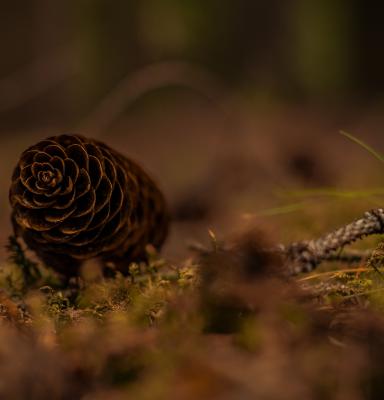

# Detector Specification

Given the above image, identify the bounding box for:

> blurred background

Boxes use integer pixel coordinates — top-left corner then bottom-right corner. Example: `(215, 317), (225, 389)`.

(2, 0), (384, 261)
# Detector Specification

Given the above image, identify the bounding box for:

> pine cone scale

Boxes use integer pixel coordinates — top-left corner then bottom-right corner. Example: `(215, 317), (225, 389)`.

(20, 166), (32, 187)
(75, 169), (91, 197)
(66, 144), (89, 170)
(37, 153), (52, 164)
(44, 145), (67, 159)
(73, 189), (96, 218)
(52, 190), (76, 209)
(60, 211), (95, 234)
(87, 204), (110, 230)
(50, 156), (65, 173)
(64, 158), (79, 182)
(44, 205), (77, 223)
(88, 156), (103, 187)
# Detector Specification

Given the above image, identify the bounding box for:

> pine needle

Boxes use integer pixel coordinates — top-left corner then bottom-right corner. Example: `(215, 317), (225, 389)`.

(297, 267), (370, 282)
(340, 130), (384, 163)
(283, 188), (384, 199)
(244, 202), (307, 218)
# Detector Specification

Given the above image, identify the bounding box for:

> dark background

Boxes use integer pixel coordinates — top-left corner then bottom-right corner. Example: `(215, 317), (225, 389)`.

(1, 0), (384, 260)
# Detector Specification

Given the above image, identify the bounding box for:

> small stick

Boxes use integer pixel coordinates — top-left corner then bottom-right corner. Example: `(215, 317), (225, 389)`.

(322, 249), (372, 263)
(189, 235), (373, 274)
(283, 208), (384, 275)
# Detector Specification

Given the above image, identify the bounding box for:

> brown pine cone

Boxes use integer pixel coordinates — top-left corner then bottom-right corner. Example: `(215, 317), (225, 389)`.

(9, 134), (169, 277)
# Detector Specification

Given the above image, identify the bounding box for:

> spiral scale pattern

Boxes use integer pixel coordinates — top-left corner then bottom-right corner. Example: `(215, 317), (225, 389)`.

(9, 134), (169, 276)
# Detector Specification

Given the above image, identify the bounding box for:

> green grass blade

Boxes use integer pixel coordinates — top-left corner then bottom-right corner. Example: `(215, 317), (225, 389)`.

(340, 130), (384, 163)
(243, 202), (308, 218)
(282, 187), (384, 199)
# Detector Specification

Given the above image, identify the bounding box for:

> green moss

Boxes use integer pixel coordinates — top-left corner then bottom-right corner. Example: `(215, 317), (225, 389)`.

(3, 219), (384, 398)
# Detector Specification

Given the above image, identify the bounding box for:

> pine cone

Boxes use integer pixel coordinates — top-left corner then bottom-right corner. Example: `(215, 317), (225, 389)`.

(9, 134), (169, 276)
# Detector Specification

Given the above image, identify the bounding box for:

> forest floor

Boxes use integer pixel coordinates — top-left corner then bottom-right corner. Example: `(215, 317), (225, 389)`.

(1, 104), (384, 399)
